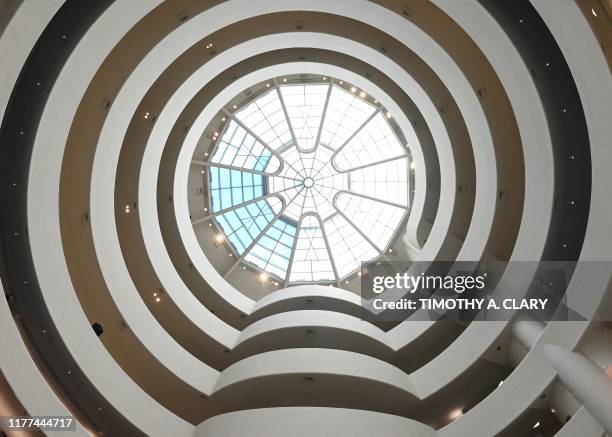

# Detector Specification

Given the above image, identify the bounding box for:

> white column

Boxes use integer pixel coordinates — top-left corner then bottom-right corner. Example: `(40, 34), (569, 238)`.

(543, 345), (612, 434)
(511, 313), (544, 349)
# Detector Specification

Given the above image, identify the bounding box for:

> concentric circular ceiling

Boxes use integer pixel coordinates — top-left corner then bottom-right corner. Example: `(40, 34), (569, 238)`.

(0, 1), (610, 437)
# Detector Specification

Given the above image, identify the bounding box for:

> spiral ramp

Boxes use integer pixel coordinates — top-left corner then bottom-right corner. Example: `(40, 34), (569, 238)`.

(0, 1), (611, 436)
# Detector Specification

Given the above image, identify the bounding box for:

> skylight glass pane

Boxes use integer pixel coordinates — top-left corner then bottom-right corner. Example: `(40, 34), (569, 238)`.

(289, 216), (335, 282)
(280, 84), (329, 151)
(209, 167), (266, 212)
(348, 158), (409, 206)
(323, 214), (379, 277)
(335, 192), (405, 251)
(278, 146), (308, 176)
(205, 80), (409, 283)
(282, 188), (307, 221)
(235, 89), (292, 150)
(318, 86), (376, 150)
(333, 112), (406, 171)
(211, 119), (280, 173)
(214, 197), (281, 254)
(245, 218), (297, 279)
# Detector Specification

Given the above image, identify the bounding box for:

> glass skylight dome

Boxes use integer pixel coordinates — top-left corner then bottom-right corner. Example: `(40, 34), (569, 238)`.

(206, 77), (410, 284)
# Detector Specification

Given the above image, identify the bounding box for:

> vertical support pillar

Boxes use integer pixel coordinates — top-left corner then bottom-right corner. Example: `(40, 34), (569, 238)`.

(543, 345), (612, 434)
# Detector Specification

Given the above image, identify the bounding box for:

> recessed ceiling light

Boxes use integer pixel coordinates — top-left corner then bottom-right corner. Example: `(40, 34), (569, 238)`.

(449, 409), (463, 420)
(350, 86), (357, 93)
(592, 8), (598, 17)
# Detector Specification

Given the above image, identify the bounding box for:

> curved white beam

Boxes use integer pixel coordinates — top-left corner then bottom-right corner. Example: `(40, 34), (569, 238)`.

(543, 345), (612, 433)
(26, 1), (195, 435)
(0, 283), (91, 437)
(194, 407), (438, 437)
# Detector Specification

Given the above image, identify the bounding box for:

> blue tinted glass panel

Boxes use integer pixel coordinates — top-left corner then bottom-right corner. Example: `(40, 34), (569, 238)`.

(210, 119), (279, 172)
(209, 166), (266, 212)
(244, 218), (297, 279)
(214, 199), (278, 255)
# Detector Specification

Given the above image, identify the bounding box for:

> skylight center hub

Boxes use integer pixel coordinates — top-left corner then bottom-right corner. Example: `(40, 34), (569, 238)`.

(304, 177), (314, 188)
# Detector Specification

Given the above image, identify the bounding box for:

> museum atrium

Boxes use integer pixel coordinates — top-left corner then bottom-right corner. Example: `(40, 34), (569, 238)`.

(0, 0), (611, 436)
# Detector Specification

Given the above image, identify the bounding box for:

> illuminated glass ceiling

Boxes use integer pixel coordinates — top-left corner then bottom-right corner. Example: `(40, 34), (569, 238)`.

(207, 80), (410, 283)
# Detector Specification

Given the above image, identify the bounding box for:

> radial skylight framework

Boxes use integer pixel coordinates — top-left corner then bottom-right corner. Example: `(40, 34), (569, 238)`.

(206, 79), (410, 283)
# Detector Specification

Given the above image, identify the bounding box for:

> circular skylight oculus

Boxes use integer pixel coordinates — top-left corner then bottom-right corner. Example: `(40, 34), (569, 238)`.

(206, 77), (410, 283)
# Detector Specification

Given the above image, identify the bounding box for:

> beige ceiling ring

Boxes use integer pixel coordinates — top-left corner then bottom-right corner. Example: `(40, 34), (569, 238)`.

(43, 1), (520, 428)
(19, 0), (596, 432)
(126, 14), (470, 320)
(27, 1), (202, 434)
(0, 0), (602, 436)
(80, 14), (464, 384)
(51, 9), (460, 426)
(128, 48), (438, 329)
(111, 31), (506, 432)
(64, 23), (490, 436)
